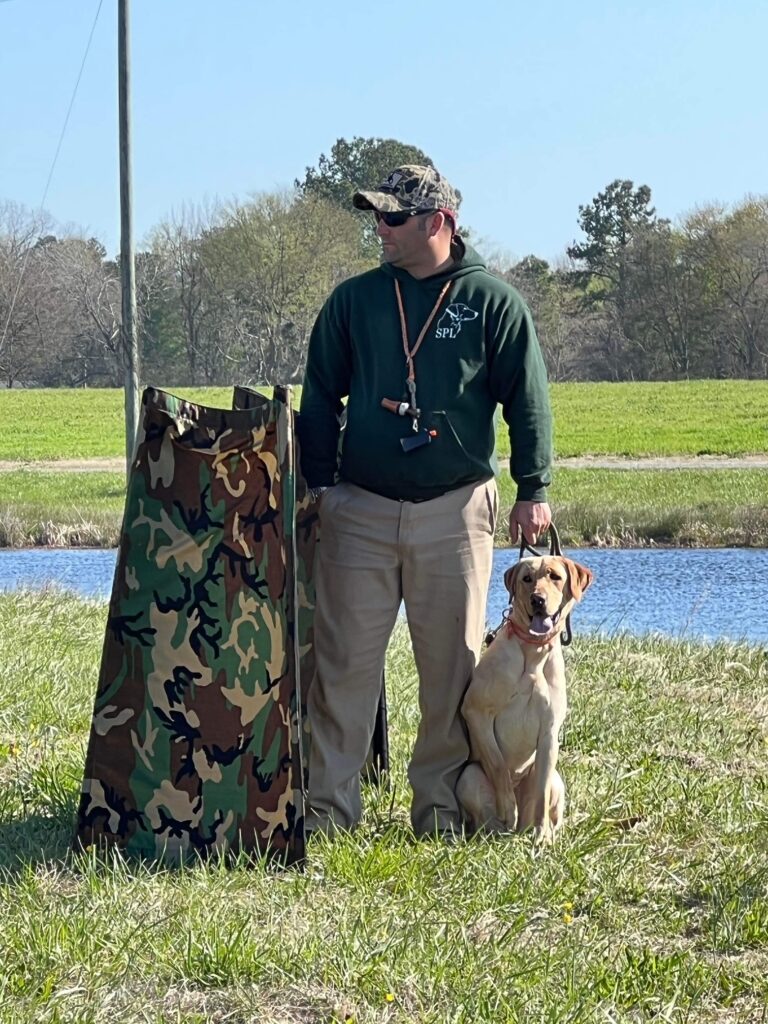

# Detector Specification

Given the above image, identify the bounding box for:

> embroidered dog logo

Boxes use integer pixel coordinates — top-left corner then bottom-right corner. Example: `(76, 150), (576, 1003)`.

(435, 303), (479, 339)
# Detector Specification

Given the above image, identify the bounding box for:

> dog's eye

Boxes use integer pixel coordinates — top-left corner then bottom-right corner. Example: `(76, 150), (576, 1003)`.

(522, 575), (532, 583)
(549, 572), (563, 582)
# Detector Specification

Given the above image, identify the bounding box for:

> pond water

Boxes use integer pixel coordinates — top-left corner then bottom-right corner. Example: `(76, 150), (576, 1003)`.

(1, 546), (766, 645)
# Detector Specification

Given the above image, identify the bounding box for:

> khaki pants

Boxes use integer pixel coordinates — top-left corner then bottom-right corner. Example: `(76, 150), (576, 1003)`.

(306, 478), (498, 836)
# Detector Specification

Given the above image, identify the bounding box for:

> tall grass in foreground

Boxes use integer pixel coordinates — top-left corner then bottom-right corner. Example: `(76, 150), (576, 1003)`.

(1, 592), (767, 1023)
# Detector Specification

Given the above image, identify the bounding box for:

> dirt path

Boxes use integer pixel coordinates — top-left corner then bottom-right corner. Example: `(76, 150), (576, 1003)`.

(1, 454), (767, 473)
(554, 454), (768, 470)
(0, 457), (127, 473)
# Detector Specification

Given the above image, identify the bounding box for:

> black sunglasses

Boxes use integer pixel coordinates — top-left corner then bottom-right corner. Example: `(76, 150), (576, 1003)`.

(373, 208), (431, 228)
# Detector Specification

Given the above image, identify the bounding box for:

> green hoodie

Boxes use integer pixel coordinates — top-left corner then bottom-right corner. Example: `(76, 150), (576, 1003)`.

(298, 245), (552, 502)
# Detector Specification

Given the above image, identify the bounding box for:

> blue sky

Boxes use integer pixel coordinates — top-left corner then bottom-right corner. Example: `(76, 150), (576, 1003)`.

(2, 0), (766, 264)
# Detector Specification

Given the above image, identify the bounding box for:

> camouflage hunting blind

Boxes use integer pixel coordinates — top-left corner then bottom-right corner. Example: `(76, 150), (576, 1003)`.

(75, 386), (317, 865)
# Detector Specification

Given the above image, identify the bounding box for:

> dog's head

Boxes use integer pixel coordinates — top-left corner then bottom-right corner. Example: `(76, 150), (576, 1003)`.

(504, 555), (594, 639)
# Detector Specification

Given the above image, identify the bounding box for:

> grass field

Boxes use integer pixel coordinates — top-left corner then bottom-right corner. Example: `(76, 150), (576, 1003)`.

(547, 380), (768, 458)
(1, 591), (766, 1023)
(1, 380), (767, 462)
(0, 387), (245, 462)
(2, 468), (767, 548)
(1, 381), (766, 548)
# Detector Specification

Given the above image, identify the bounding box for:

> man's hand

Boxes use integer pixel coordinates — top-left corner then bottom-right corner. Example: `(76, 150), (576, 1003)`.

(508, 500), (552, 546)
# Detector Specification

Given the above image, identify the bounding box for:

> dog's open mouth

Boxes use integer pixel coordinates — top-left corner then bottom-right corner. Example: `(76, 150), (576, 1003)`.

(529, 609), (560, 636)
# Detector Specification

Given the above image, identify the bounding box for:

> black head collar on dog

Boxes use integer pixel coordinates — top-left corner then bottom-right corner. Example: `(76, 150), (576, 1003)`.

(485, 524), (575, 648)
(516, 522), (573, 647)
(486, 522), (571, 649)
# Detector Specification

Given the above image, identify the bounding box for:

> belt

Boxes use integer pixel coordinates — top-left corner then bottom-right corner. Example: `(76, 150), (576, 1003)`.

(349, 481), (446, 504)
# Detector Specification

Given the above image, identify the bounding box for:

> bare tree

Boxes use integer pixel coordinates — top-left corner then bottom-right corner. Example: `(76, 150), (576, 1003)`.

(619, 223), (712, 379)
(689, 199), (768, 377)
(149, 204), (231, 384)
(503, 256), (585, 381)
(0, 202), (55, 386)
(46, 237), (122, 385)
(199, 191), (371, 384)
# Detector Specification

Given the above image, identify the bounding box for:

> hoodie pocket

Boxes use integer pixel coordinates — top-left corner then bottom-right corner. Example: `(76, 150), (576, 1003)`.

(428, 411), (490, 485)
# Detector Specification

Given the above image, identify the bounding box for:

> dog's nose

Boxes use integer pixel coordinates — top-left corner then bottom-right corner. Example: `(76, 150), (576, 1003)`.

(531, 593), (546, 610)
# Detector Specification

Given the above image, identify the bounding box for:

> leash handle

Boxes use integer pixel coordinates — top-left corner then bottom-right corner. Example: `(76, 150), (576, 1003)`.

(518, 522), (563, 560)
(517, 522), (573, 647)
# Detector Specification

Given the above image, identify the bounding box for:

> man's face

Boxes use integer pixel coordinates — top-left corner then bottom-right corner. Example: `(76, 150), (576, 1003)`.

(374, 209), (435, 269)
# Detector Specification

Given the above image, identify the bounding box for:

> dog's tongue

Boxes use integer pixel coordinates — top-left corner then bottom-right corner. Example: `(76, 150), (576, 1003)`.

(529, 613), (554, 636)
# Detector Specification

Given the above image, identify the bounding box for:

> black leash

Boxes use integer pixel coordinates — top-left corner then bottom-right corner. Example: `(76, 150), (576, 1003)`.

(517, 520), (564, 560)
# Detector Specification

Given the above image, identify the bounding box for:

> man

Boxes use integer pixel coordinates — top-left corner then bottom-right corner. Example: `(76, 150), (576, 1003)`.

(298, 164), (552, 838)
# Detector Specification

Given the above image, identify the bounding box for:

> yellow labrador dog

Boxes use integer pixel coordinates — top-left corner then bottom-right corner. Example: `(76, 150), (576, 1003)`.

(456, 555), (593, 842)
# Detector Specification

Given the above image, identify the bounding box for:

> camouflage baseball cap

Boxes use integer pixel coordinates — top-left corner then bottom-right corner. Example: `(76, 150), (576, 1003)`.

(353, 164), (461, 218)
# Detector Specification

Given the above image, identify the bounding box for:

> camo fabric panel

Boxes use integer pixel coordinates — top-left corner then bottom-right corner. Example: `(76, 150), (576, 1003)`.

(75, 387), (305, 864)
(233, 387), (318, 778)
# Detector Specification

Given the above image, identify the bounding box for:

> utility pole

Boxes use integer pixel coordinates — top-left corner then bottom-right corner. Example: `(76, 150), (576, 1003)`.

(118, 0), (140, 472)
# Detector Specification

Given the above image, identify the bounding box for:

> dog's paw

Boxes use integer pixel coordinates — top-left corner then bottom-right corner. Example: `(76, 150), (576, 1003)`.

(481, 816), (512, 836)
(495, 801), (517, 831)
(532, 822), (554, 846)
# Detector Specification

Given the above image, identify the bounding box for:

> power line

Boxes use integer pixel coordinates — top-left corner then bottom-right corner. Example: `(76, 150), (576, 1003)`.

(0, 0), (104, 356)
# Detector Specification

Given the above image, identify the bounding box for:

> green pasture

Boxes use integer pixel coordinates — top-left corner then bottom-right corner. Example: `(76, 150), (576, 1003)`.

(0, 380), (766, 462)
(2, 468), (767, 548)
(548, 379), (768, 458)
(1, 592), (767, 1023)
(0, 387), (251, 461)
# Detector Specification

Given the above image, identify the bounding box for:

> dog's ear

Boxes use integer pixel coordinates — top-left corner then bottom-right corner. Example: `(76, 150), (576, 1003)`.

(564, 558), (594, 602)
(504, 562), (523, 597)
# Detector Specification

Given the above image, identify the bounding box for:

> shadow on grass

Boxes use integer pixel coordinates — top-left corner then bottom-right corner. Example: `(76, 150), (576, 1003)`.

(0, 807), (309, 881)
(0, 807), (76, 877)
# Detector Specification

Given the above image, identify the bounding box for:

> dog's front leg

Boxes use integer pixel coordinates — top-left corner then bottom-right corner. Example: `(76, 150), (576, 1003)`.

(522, 723), (559, 844)
(462, 706), (517, 827)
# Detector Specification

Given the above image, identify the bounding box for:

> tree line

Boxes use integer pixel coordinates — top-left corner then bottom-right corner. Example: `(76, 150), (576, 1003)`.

(1, 137), (766, 388)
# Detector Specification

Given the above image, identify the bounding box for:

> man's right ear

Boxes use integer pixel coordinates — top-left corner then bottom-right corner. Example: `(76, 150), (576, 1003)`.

(429, 210), (448, 238)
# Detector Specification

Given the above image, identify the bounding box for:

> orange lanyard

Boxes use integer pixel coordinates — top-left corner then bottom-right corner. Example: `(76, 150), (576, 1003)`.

(394, 279), (451, 416)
